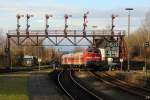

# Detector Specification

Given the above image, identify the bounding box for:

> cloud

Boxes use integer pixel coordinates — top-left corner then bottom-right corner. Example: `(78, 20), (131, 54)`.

(0, 2), (149, 33)
(0, 3), (149, 19)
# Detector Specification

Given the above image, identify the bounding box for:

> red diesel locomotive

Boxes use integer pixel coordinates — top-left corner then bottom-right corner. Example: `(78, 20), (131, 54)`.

(61, 47), (102, 68)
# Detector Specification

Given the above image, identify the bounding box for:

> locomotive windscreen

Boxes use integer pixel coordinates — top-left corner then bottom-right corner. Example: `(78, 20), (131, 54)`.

(87, 47), (100, 53)
(94, 48), (100, 53)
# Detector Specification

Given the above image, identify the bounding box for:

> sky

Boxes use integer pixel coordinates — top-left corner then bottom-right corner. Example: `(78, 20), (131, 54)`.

(0, 0), (150, 32)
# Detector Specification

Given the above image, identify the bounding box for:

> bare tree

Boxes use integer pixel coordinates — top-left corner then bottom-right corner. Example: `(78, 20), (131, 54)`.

(0, 28), (5, 55)
(127, 10), (150, 60)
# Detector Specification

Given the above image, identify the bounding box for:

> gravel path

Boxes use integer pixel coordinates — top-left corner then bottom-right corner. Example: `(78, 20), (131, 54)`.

(28, 72), (69, 100)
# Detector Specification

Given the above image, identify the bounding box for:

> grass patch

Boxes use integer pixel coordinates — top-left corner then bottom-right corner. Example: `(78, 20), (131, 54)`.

(0, 75), (29, 100)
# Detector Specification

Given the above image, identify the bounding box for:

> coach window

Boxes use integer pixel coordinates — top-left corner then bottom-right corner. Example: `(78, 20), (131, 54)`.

(76, 56), (78, 60)
(81, 56), (84, 60)
(71, 57), (73, 60)
(69, 57), (71, 60)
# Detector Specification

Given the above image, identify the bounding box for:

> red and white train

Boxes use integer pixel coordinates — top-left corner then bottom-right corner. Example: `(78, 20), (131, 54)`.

(61, 47), (102, 68)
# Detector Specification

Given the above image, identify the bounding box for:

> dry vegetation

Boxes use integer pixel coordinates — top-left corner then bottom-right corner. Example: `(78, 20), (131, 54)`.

(0, 34), (58, 67)
(126, 10), (150, 61)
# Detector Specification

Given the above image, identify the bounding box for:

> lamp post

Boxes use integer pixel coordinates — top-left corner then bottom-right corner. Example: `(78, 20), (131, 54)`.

(125, 8), (134, 72)
(58, 48), (62, 67)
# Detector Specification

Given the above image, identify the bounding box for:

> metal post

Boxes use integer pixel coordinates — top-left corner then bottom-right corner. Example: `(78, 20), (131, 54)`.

(37, 33), (39, 45)
(127, 12), (130, 71)
(110, 50), (112, 71)
(38, 58), (41, 71)
(56, 30), (58, 45)
(11, 56), (12, 72)
(16, 14), (24, 45)
(92, 26), (97, 47)
(45, 15), (49, 36)
(93, 32), (95, 47)
(143, 42), (149, 73)
(26, 14), (29, 36)
(111, 15), (115, 36)
(23, 45), (25, 56)
(26, 14), (33, 36)
(120, 58), (124, 72)
(108, 58), (113, 71)
(16, 15), (20, 45)
(58, 48), (62, 67)
(121, 62), (123, 71)
(144, 47), (147, 72)
(39, 62), (40, 71)
(64, 14), (72, 38)
(109, 64), (112, 71)
(83, 12), (89, 37)
(143, 45), (148, 84)
(7, 37), (11, 70)
(74, 30), (76, 45)
(45, 14), (53, 36)
(111, 14), (118, 40)
(64, 15), (67, 37)
(125, 8), (134, 72)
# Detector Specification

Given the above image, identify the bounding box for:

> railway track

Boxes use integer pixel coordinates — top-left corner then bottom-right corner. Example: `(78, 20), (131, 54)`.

(103, 72), (150, 93)
(91, 71), (150, 100)
(57, 70), (103, 100)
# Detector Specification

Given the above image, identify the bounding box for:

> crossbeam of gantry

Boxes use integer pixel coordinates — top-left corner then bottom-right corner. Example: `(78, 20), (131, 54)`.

(7, 29), (125, 46)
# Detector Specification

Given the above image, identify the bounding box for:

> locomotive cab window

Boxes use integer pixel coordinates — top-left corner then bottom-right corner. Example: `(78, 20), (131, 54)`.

(94, 49), (100, 53)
